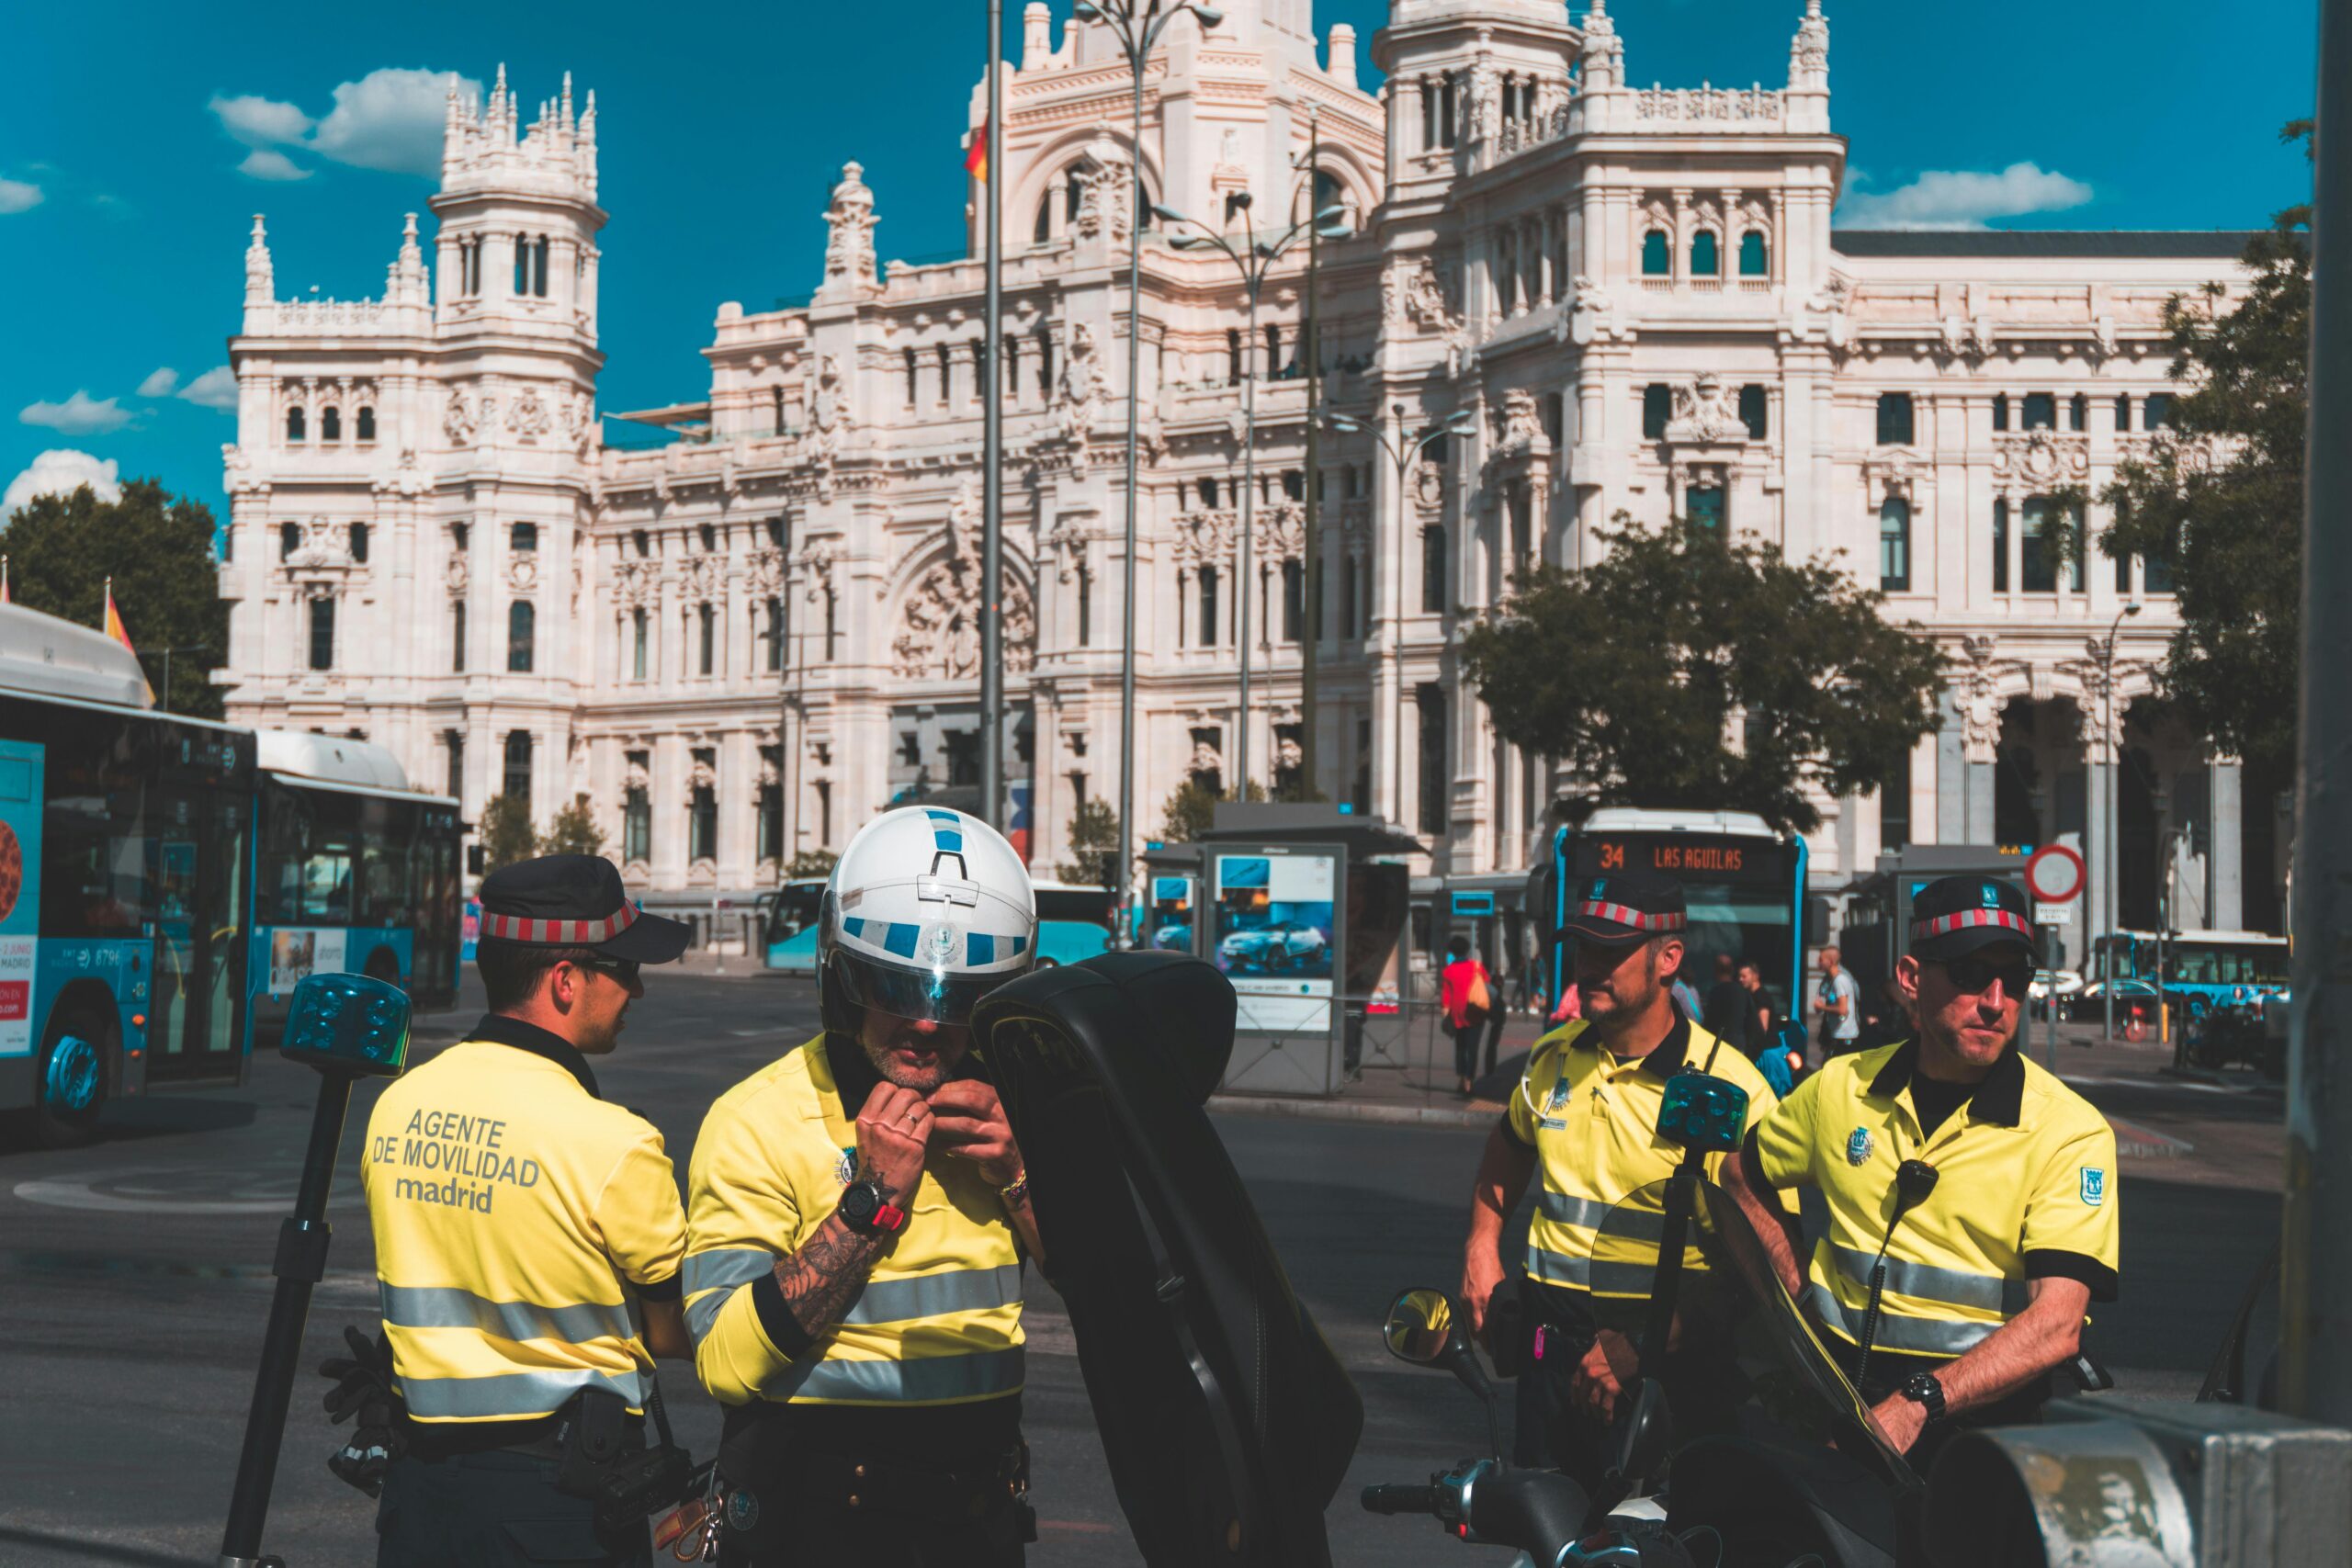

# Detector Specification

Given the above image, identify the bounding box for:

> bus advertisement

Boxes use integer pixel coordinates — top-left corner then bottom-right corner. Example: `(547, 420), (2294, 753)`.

(1547, 807), (1808, 1022)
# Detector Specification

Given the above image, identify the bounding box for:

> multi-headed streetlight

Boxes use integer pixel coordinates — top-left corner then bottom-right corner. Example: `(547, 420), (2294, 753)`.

(1155, 193), (1351, 797)
(1325, 402), (1475, 823)
(1071, 0), (1220, 942)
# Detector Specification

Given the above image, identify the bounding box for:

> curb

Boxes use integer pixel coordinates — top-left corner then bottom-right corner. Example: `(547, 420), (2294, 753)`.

(1205, 1093), (1498, 1130)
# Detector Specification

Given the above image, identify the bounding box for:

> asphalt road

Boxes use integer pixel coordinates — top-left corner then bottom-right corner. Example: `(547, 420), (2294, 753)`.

(0, 972), (2284, 1567)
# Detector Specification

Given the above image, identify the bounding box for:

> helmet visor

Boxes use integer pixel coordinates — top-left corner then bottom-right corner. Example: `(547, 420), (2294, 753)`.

(832, 949), (1016, 1028)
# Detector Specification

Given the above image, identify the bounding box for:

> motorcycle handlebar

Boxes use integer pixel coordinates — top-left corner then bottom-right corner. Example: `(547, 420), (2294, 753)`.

(1360, 1483), (1442, 1516)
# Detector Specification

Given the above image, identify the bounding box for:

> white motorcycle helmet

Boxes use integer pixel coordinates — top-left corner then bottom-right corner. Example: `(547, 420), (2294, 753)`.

(818, 805), (1038, 1036)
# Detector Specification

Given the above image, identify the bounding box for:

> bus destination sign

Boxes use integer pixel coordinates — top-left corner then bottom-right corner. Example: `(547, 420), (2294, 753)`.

(1572, 835), (1792, 881)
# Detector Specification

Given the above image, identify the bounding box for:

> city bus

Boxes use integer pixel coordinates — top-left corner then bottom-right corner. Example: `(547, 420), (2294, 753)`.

(0, 603), (258, 1145)
(760, 875), (1117, 973)
(249, 729), (464, 1042)
(1545, 807), (1809, 1024)
(2080, 929), (2291, 1021)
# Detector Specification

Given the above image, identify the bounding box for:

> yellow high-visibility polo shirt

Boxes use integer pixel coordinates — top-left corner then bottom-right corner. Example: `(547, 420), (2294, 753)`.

(361, 1017), (686, 1422)
(1507, 1011), (1779, 1302)
(684, 1036), (1024, 1409)
(1751, 1040), (2119, 1361)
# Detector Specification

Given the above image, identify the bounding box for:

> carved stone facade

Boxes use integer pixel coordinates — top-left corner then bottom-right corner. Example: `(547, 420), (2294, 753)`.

(215, 5), (2270, 942)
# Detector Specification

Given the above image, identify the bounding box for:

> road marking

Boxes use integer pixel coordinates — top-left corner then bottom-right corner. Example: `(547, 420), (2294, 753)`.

(13, 1168), (365, 1215)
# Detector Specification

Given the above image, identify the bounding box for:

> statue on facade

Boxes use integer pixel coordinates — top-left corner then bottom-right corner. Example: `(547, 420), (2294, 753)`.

(823, 162), (879, 290)
(1665, 373), (1747, 444)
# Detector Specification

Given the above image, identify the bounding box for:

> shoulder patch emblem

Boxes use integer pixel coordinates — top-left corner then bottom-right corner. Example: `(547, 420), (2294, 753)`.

(835, 1145), (857, 1186)
(2080, 1167), (2107, 1206)
(1546, 1078), (1569, 1112)
(1845, 1126), (1875, 1167)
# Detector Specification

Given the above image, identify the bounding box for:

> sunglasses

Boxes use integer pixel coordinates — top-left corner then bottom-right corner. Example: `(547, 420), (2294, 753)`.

(1936, 952), (2032, 997)
(573, 956), (641, 987)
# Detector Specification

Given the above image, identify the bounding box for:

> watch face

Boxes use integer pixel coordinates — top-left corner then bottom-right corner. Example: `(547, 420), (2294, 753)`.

(842, 1182), (876, 1224)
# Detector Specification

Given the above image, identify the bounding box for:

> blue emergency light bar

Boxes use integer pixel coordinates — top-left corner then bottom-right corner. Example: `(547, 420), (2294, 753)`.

(1657, 1070), (1749, 1155)
(278, 972), (412, 1078)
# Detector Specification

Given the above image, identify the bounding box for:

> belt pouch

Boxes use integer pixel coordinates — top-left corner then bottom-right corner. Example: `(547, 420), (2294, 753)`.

(554, 1389), (628, 1496)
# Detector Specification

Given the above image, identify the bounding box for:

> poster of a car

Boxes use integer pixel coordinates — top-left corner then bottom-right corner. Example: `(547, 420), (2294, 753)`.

(1212, 854), (1336, 979)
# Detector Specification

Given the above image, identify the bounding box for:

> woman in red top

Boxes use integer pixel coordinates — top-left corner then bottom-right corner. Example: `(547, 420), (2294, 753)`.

(1440, 936), (1492, 1097)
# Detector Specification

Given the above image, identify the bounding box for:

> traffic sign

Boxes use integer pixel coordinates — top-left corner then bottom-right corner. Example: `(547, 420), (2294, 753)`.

(2025, 842), (2086, 904)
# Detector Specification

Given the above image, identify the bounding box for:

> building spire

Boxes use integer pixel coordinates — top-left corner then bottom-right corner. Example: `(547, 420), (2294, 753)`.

(244, 214), (274, 305)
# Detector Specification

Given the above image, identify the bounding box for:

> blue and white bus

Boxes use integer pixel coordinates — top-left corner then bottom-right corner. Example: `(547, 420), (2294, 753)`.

(2081, 928), (2290, 1022)
(1546, 807), (1809, 1021)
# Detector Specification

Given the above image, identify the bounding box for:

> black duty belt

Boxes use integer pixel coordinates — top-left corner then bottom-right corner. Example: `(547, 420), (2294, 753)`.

(739, 1440), (1028, 1528)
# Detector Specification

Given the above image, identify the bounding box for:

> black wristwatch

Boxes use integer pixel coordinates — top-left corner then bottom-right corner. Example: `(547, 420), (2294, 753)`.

(837, 1179), (907, 1236)
(1898, 1371), (1947, 1425)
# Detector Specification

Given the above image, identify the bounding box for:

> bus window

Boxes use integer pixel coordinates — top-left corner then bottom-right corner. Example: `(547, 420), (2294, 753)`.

(357, 795), (416, 927)
(41, 729), (153, 937)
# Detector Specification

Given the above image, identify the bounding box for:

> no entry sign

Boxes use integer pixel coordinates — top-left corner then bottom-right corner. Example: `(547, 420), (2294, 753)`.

(2025, 842), (2086, 905)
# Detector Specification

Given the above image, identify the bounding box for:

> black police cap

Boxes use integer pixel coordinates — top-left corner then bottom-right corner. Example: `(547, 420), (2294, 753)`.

(1558, 868), (1689, 945)
(1908, 874), (2041, 964)
(477, 854), (691, 964)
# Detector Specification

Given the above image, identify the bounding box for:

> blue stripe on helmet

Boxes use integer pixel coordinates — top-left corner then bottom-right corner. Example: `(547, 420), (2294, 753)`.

(968, 933), (995, 964)
(935, 830), (964, 853)
(883, 922), (920, 959)
(925, 809), (959, 823)
(1011, 935), (1026, 956)
(842, 917), (865, 938)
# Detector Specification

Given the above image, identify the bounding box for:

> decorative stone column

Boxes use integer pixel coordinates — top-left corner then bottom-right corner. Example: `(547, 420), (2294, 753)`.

(2210, 757), (2245, 931)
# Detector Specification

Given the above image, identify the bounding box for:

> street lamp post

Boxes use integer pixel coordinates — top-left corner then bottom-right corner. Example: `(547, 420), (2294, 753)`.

(2098, 601), (2143, 1042)
(1071, 0), (1221, 942)
(1324, 402), (1473, 827)
(1155, 196), (1351, 798)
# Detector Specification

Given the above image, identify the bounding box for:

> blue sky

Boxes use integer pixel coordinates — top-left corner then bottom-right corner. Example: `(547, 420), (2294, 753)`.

(1, 0), (2318, 531)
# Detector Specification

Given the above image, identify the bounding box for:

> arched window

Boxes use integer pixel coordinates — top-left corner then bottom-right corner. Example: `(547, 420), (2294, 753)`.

(2069, 393), (2089, 432)
(279, 522), (300, 559)
(356, 406), (376, 442)
(1876, 393), (1915, 446)
(690, 778), (718, 863)
(1066, 170), (1085, 227)
(631, 606), (649, 679)
(321, 407), (342, 441)
(2114, 393), (2132, 433)
(2143, 393), (2174, 431)
(765, 596), (785, 671)
(308, 596), (335, 671)
(2022, 392), (2056, 431)
(904, 346), (920, 407)
(1200, 475), (1220, 509)
(1641, 230), (1670, 276)
(697, 602), (716, 675)
(348, 521), (369, 563)
(1227, 329), (1243, 386)
(514, 234), (529, 296)
(1642, 383), (1671, 441)
(1738, 384), (1769, 441)
(503, 730), (532, 807)
(508, 600), (535, 672)
(1992, 499), (2011, 592)
(1136, 174), (1155, 231)
(533, 236), (550, 298)
(1198, 565), (1220, 646)
(511, 521), (537, 553)
(1420, 525), (1447, 614)
(1282, 558), (1304, 643)
(1263, 322), (1283, 378)
(452, 600), (467, 672)
(1690, 229), (1720, 276)
(1992, 394), (2010, 432)
(630, 528), (650, 558)
(698, 523), (717, 552)
(286, 405), (306, 442)
(623, 781), (650, 864)
(937, 344), (952, 403)
(1034, 193), (1054, 244)
(1879, 497), (1911, 591)
(1738, 230), (1769, 276)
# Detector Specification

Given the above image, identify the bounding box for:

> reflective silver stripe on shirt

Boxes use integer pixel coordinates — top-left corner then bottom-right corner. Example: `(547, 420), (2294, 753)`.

(398, 1366), (644, 1420)
(763, 1345), (1026, 1404)
(1536, 1191), (1670, 1240)
(683, 1248), (775, 1299)
(842, 1262), (1023, 1326)
(1522, 1244), (1661, 1298)
(379, 1283), (636, 1347)
(1825, 1246), (2030, 1317)
(1806, 1280), (1998, 1358)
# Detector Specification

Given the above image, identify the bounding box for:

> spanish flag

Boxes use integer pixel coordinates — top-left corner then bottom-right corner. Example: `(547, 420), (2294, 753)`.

(967, 118), (989, 185)
(103, 579), (157, 705)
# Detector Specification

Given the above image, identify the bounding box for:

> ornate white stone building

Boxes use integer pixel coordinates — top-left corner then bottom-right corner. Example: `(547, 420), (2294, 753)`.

(216, 2), (2282, 945)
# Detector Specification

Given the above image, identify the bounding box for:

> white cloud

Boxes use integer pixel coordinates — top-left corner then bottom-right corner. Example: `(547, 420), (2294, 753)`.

(176, 367), (240, 412)
(19, 390), (133, 435)
(237, 148), (311, 182)
(137, 367), (180, 398)
(5, 450), (122, 515)
(210, 68), (480, 181)
(209, 92), (315, 148)
(1838, 162), (2094, 231)
(0, 177), (40, 214)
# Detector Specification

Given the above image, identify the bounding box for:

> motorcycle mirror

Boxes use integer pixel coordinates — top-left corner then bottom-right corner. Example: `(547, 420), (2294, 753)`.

(1382, 1287), (1457, 1366)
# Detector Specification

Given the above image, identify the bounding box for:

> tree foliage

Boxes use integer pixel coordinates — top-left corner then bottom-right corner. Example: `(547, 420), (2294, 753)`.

(538, 795), (607, 857)
(1157, 777), (1266, 845)
(2072, 122), (2312, 778)
(1, 479), (229, 717)
(785, 849), (840, 880)
(1458, 515), (1945, 832)
(1055, 797), (1118, 887)
(479, 792), (537, 874)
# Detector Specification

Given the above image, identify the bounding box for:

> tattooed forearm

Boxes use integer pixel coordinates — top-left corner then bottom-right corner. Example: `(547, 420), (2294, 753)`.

(771, 1167), (898, 1339)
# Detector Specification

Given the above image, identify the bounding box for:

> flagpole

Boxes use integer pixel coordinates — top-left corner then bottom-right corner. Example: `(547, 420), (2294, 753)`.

(979, 0), (1006, 832)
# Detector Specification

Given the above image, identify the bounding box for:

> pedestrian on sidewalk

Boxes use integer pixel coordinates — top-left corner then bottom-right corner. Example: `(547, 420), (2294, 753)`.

(1813, 944), (1862, 1066)
(1702, 953), (1749, 1051)
(1442, 937), (1494, 1097)
(1737, 960), (1778, 1062)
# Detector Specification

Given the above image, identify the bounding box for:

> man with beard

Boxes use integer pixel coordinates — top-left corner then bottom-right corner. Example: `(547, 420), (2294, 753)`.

(1457, 871), (1777, 1481)
(1727, 875), (2117, 1469)
(685, 807), (1040, 1566)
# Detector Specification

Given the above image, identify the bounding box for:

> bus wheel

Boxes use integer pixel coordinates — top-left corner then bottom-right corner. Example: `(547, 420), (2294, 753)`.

(29, 1008), (111, 1148)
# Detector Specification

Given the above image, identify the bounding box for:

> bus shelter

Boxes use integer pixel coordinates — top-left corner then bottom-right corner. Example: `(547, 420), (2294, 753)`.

(1838, 844), (2034, 1002)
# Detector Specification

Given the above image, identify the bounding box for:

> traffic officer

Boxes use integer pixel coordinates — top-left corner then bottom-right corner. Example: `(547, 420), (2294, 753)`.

(685, 805), (1041, 1567)
(1726, 874), (2119, 1465)
(358, 854), (694, 1566)
(1458, 870), (1779, 1483)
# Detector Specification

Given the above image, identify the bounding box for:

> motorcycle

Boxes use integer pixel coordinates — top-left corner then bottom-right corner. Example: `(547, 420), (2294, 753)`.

(1363, 1067), (1924, 1566)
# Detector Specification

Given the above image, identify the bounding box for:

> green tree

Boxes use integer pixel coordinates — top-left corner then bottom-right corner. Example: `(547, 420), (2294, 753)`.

(2062, 122), (2312, 780)
(2, 479), (229, 717)
(1056, 797), (1118, 887)
(1459, 514), (1945, 833)
(479, 792), (537, 874)
(1158, 776), (1266, 844)
(537, 795), (607, 857)
(785, 849), (839, 880)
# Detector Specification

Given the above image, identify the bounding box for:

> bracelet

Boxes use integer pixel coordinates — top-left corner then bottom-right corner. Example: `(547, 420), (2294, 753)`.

(998, 1168), (1029, 1206)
